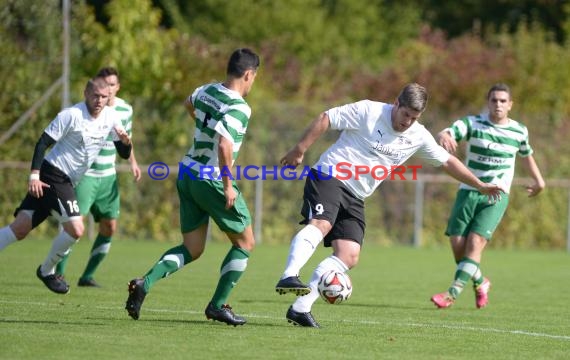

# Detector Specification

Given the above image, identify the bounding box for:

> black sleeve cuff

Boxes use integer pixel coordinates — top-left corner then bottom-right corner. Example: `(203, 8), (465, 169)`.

(114, 141), (132, 160)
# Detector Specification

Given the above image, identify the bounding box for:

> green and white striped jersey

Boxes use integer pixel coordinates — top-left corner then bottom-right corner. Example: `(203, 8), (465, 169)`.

(181, 83), (251, 180)
(83, 97), (133, 178)
(446, 113), (533, 193)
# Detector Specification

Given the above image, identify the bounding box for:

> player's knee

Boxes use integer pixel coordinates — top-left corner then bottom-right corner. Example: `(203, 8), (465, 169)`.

(234, 236), (255, 252)
(99, 219), (116, 236)
(333, 249), (360, 269)
(226, 225), (255, 252)
(346, 255), (359, 269)
(68, 228), (84, 239)
(241, 240), (256, 252)
(10, 223), (31, 240)
(191, 247), (204, 260)
(63, 221), (84, 239)
(10, 213), (33, 240)
(309, 219), (333, 235)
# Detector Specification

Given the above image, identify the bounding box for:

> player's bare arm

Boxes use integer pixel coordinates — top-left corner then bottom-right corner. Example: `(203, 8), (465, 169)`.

(520, 155), (545, 197)
(218, 135), (236, 209)
(129, 148), (142, 182)
(280, 112), (330, 167)
(441, 155), (505, 202)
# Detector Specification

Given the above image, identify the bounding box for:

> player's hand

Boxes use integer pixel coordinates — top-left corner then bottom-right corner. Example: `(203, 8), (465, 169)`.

(525, 181), (545, 197)
(28, 179), (50, 198)
(280, 146), (304, 168)
(114, 126), (131, 145)
(131, 164), (142, 182)
(478, 183), (505, 203)
(437, 131), (458, 154)
(224, 186), (237, 209)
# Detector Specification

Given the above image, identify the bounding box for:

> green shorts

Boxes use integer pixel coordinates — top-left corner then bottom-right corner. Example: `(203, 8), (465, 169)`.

(445, 189), (509, 240)
(176, 177), (251, 234)
(75, 175), (120, 221)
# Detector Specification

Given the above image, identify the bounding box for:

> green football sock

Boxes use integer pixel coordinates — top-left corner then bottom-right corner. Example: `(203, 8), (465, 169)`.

(210, 246), (250, 309)
(143, 244), (192, 292)
(448, 257), (479, 298)
(79, 234), (112, 280)
(55, 251), (70, 276)
(455, 256), (484, 286)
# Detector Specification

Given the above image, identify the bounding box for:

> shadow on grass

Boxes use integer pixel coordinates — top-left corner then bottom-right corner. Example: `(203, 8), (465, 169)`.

(241, 298), (433, 311)
(83, 316), (285, 328)
(0, 318), (106, 326)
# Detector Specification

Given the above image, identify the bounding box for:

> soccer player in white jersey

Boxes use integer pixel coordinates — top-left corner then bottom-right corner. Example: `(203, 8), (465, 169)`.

(0, 77), (132, 294)
(125, 48), (260, 326)
(431, 83), (545, 309)
(274, 83), (505, 328)
(55, 67), (141, 288)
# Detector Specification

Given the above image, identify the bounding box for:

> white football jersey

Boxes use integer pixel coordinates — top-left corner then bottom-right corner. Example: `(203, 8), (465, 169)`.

(83, 97), (134, 178)
(44, 102), (125, 186)
(315, 100), (450, 199)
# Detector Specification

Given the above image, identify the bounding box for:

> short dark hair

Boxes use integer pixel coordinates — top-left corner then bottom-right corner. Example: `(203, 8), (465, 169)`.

(97, 67), (120, 80)
(487, 83), (511, 100)
(227, 48), (260, 78)
(86, 77), (109, 93)
(397, 83), (428, 112)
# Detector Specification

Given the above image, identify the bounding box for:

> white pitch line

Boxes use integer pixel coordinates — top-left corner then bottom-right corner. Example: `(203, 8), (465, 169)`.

(2, 300), (569, 341)
(401, 322), (570, 341)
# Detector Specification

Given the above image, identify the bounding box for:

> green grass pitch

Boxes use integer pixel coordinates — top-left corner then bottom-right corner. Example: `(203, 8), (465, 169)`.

(1, 238), (569, 359)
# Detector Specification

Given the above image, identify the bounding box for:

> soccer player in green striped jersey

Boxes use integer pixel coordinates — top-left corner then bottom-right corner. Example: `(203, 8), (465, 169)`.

(125, 48), (260, 326)
(431, 83), (545, 309)
(56, 67), (141, 287)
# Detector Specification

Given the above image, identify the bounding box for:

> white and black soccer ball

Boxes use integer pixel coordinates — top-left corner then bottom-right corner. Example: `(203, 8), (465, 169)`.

(317, 270), (352, 304)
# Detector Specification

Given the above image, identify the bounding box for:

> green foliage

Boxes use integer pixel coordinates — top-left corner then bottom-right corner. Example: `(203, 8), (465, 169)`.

(489, 22), (570, 179)
(0, 1), (65, 156)
(417, 0), (569, 43)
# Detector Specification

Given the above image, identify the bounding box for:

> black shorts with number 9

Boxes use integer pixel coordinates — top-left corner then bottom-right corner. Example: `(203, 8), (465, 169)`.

(15, 161), (81, 228)
(300, 169), (365, 247)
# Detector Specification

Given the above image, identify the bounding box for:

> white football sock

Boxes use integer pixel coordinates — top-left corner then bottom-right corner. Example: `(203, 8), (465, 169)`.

(292, 255), (348, 313)
(472, 267), (482, 282)
(40, 231), (78, 275)
(281, 224), (324, 279)
(0, 226), (18, 251)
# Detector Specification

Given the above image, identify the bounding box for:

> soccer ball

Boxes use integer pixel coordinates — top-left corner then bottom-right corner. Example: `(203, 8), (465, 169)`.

(317, 270), (352, 304)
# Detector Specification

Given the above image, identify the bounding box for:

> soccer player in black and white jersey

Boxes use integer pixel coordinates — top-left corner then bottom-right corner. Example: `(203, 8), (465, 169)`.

(0, 77), (132, 294)
(274, 83), (505, 328)
(55, 67), (142, 288)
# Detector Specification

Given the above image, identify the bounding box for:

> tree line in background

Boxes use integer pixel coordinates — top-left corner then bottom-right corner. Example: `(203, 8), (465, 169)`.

(1, 0), (569, 248)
